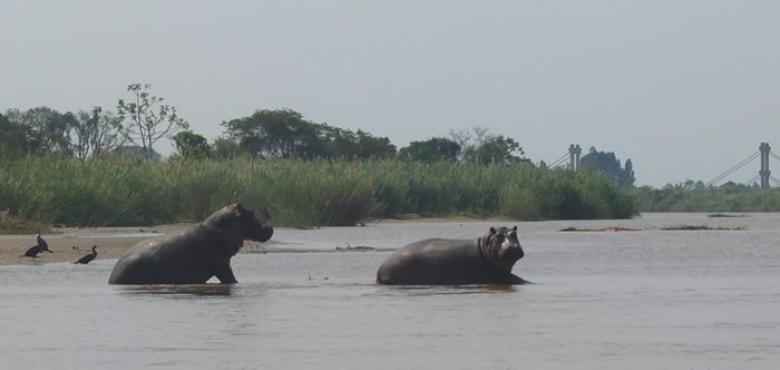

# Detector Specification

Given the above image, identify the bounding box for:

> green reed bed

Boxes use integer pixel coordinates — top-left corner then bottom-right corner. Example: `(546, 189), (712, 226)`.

(631, 186), (780, 213)
(0, 157), (637, 227)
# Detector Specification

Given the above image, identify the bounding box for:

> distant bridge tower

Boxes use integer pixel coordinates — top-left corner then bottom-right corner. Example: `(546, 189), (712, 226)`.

(575, 145), (582, 171)
(759, 142), (771, 188)
(569, 144), (582, 171)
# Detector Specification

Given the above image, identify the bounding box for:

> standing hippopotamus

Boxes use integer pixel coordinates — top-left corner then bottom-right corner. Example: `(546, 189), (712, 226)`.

(376, 226), (526, 285)
(108, 203), (273, 285)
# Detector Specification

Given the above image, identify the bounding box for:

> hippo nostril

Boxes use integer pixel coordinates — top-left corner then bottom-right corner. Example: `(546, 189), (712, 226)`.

(257, 227), (274, 242)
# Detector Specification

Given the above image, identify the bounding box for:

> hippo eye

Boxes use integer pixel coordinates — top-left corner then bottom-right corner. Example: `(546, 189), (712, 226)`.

(496, 234), (505, 242)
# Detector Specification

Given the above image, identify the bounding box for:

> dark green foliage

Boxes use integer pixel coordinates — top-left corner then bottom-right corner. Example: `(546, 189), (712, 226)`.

(222, 109), (396, 160)
(0, 157), (637, 227)
(580, 147), (635, 187)
(399, 138), (461, 162)
(4, 106), (125, 160)
(174, 131), (211, 159)
(632, 182), (780, 212)
(0, 113), (29, 155)
(211, 137), (244, 159)
(4, 107), (77, 155)
(464, 135), (527, 165)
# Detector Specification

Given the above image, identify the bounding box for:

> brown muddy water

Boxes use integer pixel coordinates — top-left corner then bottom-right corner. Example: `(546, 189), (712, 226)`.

(1, 213), (779, 369)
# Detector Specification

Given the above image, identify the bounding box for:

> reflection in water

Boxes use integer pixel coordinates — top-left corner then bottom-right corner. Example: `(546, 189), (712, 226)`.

(116, 284), (235, 296)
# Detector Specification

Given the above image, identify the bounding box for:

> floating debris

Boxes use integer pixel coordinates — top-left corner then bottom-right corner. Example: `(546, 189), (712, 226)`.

(661, 225), (746, 231)
(335, 245), (378, 252)
(707, 213), (749, 218)
(559, 226), (639, 232)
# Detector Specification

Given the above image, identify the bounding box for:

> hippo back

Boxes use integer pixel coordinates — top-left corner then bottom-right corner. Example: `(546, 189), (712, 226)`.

(377, 238), (503, 285)
(108, 225), (229, 284)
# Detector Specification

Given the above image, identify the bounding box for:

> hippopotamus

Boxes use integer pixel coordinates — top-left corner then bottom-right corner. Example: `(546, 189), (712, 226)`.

(108, 203), (273, 285)
(376, 226), (527, 285)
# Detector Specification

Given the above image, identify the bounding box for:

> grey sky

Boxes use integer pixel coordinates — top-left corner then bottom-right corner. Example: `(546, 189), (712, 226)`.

(2, 1), (779, 186)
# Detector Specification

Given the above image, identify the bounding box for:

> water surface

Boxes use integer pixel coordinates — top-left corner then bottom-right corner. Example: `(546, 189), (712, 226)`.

(1, 213), (778, 369)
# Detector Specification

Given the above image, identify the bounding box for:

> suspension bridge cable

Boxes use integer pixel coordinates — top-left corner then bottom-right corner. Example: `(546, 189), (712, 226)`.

(549, 153), (569, 167)
(705, 151), (761, 187)
(770, 151), (780, 162)
(548, 152), (570, 168)
(770, 175), (780, 186)
(707, 153), (759, 187)
(743, 175), (761, 186)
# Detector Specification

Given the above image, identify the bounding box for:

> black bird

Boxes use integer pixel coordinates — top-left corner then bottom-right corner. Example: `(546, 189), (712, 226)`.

(23, 233), (53, 259)
(74, 245), (98, 264)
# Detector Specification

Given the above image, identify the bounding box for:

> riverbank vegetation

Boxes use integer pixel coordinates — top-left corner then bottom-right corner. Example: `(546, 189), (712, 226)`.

(0, 157), (637, 228)
(1, 83), (642, 229)
(631, 183), (780, 212)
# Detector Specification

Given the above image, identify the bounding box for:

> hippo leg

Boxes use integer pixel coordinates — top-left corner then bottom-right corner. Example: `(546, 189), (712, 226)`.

(215, 266), (238, 284)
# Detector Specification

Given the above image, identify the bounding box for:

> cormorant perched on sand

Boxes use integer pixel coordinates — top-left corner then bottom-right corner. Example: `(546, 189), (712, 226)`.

(74, 245), (98, 264)
(23, 233), (52, 259)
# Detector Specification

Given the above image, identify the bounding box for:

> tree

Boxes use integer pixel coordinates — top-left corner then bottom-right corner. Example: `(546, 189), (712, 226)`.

(70, 107), (125, 160)
(622, 159), (636, 187)
(116, 84), (189, 154)
(4, 107), (76, 155)
(222, 109), (395, 159)
(464, 135), (525, 165)
(448, 127), (528, 165)
(173, 131), (211, 159)
(212, 137), (243, 158)
(580, 147), (635, 187)
(353, 130), (396, 159)
(223, 109), (308, 158)
(0, 113), (29, 155)
(312, 126), (396, 159)
(398, 137), (461, 162)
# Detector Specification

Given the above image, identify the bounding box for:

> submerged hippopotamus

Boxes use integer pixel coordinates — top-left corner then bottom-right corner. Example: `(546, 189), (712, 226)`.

(108, 203), (273, 285)
(376, 226), (527, 285)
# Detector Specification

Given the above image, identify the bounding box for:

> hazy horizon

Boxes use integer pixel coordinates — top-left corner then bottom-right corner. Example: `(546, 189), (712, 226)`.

(2, 1), (779, 187)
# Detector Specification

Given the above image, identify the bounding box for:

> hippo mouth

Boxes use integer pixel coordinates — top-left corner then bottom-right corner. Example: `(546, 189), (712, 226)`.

(249, 226), (274, 242)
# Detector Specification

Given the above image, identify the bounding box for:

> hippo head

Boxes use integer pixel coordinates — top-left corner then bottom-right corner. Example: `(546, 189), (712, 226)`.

(480, 226), (524, 273)
(204, 203), (274, 249)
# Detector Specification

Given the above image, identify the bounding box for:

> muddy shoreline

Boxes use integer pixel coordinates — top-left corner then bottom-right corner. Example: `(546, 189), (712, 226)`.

(0, 220), (425, 266)
(0, 225), (185, 266)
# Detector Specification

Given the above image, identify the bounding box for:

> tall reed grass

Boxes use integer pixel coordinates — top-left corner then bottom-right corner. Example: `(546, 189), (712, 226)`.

(0, 157), (637, 227)
(631, 186), (780, 212)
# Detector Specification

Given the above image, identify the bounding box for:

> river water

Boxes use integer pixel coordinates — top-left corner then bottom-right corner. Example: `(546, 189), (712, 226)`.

(1, 213), (779, 369)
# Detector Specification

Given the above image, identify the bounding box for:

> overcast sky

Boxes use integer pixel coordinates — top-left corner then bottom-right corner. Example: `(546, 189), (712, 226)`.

(2, 1), (779, 186)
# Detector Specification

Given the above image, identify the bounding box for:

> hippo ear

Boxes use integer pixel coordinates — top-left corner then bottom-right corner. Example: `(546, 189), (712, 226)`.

(489, 227), (496, 235)
(229, 203), (248, 216)
(512, 226), (517, 232)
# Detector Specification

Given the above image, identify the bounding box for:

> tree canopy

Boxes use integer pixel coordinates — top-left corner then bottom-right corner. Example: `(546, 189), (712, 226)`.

(4, 107), (76, 155)
(174, 131), (211, 159)
(464, 135), (526, 165)
(399, 137), (461, 162)
(222, 109), (396, 160)
(0, 113), (28, 155)
(1, 85), (638, 186)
